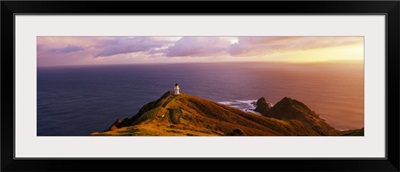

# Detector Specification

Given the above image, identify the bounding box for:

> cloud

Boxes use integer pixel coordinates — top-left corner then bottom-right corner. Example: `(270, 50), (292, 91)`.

(165, 37), (231, 57)
(48, 45), (84, 54)
(94, 37), (171, 58)
(37, 36), (363, 66)
(37, 44), (46, 53)
(229, 37), (363, 56)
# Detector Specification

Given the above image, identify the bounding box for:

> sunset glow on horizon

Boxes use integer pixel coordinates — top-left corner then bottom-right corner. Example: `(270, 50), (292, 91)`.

(37, 36), (364, 66)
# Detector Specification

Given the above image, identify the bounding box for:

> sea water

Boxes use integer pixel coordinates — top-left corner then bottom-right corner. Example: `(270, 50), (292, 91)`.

(37, 62), (364, 136)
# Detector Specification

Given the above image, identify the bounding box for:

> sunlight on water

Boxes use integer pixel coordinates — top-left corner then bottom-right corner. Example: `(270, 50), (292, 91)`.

(37, 62), (364, 135)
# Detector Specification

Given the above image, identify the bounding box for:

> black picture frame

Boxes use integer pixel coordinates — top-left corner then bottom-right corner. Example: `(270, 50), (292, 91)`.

(1, 1), (399, 171)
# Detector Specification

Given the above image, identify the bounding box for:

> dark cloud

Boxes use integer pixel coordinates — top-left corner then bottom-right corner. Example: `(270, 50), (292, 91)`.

(94, 37), (171, 58)
(48, 45), (84, 54)
(165, 37), (231, 57)
(37, 36), (363, 67)
(37, 44), (45, 52)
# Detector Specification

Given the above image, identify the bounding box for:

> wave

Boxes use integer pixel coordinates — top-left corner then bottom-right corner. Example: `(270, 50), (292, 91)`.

(217, 100), (261, 115)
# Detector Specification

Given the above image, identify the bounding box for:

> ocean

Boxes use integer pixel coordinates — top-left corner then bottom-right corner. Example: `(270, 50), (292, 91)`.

(37, 62), (364, 136)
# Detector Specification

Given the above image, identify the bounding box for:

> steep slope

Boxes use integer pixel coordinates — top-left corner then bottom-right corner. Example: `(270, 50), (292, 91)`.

(261, 97), (337, 135)
(91, 91), (352, 136)
(254, 97), (272, 115)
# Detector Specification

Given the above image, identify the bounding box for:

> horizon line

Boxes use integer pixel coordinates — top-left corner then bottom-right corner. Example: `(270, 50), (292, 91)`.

(37, 59), (364, 68)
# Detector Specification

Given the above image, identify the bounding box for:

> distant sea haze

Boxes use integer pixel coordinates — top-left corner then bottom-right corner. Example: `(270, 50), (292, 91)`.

(37, 62), (364, 136)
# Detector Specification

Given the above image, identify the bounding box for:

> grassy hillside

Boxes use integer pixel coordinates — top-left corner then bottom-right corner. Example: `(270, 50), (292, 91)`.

(91, 91), (363, 136)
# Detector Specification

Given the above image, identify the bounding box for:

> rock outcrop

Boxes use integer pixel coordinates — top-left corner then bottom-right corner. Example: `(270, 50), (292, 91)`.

(254, 97), (272, 115)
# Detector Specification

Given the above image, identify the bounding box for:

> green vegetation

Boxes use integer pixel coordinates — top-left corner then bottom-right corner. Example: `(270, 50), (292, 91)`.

(91, 91), (364, 136)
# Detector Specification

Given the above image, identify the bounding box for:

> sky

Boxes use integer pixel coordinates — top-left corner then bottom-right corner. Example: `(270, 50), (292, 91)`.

(37, 36), (364, 66)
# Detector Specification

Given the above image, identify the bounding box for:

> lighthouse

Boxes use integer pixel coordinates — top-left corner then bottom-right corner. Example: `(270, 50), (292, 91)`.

(174, 83), (180, 95)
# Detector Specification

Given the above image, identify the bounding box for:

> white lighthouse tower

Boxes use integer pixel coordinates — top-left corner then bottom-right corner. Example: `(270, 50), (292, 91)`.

(174, 83), (180, 95)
